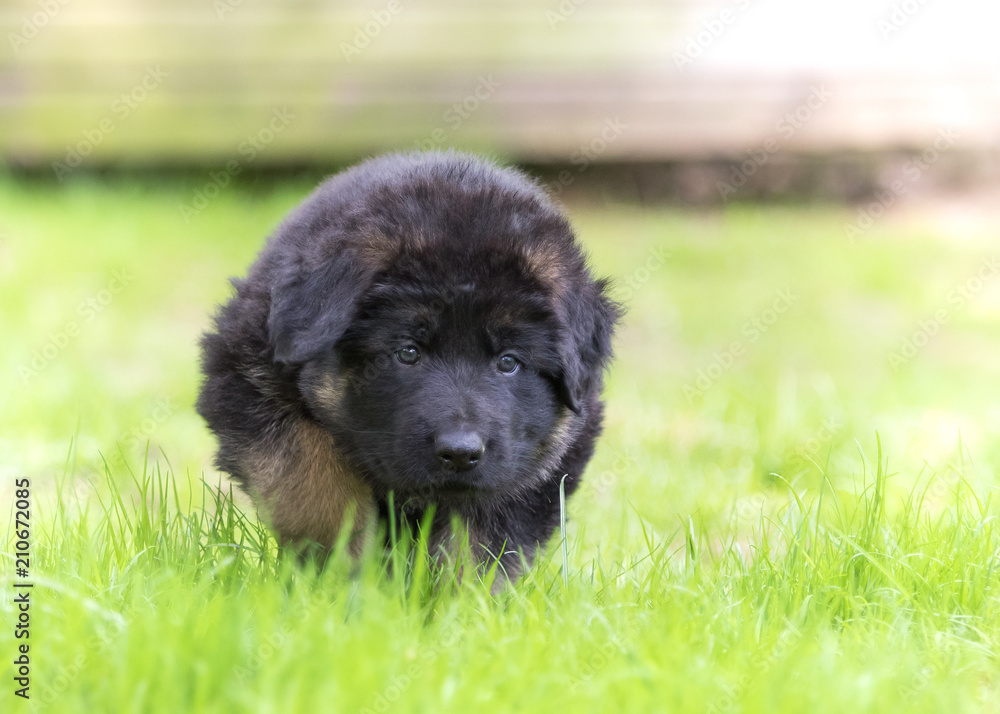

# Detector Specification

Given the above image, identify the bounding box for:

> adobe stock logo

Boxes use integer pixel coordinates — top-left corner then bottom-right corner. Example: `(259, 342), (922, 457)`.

(19, 269), (134, 384)
(412, 75), (502, 152)
(547, 117), (628, 196)
(717, 85), (833, 200)
(674, 0), (753, 70)
(683, 288), (798, 402)
(887, 256), (1000, 370)
(52, 65), (170, 181)
(7, 0), (70, 55)
(177, 108), (296, 222)
(546, 0), (588, 28)
(843, 127), (960, 242)
(877, 0), (932, 39)
(340, 0), (404, 62)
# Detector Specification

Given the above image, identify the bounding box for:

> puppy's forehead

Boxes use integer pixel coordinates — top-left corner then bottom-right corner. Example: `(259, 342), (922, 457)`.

(350, 199), (574, 294)
(378, 281), (550, 330)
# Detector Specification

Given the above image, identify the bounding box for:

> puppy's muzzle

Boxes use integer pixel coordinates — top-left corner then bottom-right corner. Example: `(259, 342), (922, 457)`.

(434, 430), (484, 472)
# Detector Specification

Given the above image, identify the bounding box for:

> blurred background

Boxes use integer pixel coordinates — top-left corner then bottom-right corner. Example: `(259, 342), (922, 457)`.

(3, 0), (1000, 538)
(3, 0), (1000, 198)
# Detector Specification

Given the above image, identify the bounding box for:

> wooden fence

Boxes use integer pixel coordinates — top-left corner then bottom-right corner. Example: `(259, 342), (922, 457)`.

(2, 0), (998, 170)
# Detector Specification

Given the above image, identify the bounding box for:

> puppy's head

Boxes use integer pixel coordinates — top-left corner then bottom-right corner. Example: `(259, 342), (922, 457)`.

(265, 153), (619, 506)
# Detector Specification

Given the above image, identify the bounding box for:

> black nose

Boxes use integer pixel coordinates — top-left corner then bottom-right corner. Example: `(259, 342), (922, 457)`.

(435, 430), (484, 472)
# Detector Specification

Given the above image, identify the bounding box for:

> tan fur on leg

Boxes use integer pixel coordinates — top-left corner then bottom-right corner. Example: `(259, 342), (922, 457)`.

(242, 417), (376, 558)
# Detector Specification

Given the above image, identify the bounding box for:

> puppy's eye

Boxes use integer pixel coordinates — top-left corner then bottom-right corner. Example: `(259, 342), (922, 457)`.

(396, 346), (420, 365)
(497, 354), (520, 374)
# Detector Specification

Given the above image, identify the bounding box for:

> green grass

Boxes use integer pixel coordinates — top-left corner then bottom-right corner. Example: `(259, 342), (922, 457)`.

(2, 175), (1000, 712)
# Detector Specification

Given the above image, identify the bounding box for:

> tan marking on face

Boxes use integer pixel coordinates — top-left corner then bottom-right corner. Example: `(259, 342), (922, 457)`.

(549, 410), (575, 452)
(358, 230), (407, 269)
(521, 243), (566, 292)
(241, 417), (376, 558)
(360, 234), (392, 261)
(535, 409), (577, 477)
(307, 372), (346, 414)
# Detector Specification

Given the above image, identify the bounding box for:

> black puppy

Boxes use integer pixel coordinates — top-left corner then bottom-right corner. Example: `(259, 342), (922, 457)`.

(197, 151), (620, 580)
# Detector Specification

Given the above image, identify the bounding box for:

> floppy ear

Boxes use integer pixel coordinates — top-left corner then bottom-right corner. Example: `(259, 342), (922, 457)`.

(555, 278), (622, 413)
(268, 247), (374, 364)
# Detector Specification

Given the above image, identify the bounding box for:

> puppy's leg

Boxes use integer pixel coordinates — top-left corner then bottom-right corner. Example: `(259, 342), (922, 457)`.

(242, 416), (377, 559)
(424, 514), (532, 592)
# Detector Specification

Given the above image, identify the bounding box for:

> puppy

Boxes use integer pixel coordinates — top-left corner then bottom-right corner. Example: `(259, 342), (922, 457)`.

(197, 151), (620, 581)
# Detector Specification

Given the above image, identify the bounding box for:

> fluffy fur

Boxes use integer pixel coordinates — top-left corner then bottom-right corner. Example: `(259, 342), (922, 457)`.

(196, 151), (620, 580)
